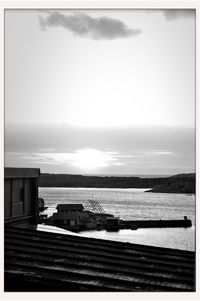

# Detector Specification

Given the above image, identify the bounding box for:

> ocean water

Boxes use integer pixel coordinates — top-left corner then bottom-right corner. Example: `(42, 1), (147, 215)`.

(39, 187), (195, 251)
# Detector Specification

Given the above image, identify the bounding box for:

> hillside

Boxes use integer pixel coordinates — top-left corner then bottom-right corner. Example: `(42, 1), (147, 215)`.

(147, 173), (195, 193)
(38, 173), (195, 193)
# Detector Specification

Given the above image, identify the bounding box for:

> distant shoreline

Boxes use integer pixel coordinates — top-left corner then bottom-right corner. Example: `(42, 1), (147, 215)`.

(75, 174), (174, 178)
(39, 173), (195, 194)
(145, 189), (195, 195)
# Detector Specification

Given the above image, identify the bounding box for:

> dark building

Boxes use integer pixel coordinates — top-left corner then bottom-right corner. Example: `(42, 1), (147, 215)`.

(52, 204), (84, 230)
(4, 167), (40, 226)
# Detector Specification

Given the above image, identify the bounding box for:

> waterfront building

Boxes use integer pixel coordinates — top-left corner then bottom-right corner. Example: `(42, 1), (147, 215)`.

(52, 204), (84, 230)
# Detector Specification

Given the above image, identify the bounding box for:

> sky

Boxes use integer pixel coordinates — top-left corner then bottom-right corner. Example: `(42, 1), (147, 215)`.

(5, 9), (196, 175)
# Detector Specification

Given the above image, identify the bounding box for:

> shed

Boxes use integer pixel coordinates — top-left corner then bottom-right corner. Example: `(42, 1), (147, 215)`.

(52, 204), (84, 230)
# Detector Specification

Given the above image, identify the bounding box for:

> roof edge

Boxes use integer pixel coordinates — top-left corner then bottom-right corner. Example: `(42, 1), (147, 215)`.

(5, 168), (40, 179)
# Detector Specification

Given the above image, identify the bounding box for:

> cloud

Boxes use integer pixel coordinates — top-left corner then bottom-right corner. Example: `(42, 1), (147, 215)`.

(39, 149), (120, 169)
(148, 9), (195, 21)
(113, 162), (126, 166)
(7, 149), (121, 170)
(139, 150), (173, 156)
(39, 11), (142, 40)
(152, 151), (173, 155)
(162, 9), (195, 21)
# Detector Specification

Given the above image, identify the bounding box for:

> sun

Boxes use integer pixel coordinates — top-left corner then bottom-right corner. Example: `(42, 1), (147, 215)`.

(73, 149), (109, 170)
(40, 149), (118, 171)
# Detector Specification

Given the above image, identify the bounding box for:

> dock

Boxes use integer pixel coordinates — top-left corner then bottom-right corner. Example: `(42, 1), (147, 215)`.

(40, 199), (192, 232)
(122, 218), (192, 229)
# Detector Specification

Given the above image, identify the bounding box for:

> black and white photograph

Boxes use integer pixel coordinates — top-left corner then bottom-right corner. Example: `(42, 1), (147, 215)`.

(4, 7), (196, 293)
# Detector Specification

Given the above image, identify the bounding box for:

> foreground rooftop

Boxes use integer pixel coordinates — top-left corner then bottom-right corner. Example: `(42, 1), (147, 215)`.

(4, 225), (195, 292)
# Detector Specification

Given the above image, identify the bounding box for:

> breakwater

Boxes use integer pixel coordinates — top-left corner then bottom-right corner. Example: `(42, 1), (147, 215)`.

(122, 218), (192, 229)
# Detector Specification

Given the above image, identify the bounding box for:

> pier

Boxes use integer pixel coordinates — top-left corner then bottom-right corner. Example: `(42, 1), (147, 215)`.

(41, 200), (192, 232)
(122, 218), (192, 229)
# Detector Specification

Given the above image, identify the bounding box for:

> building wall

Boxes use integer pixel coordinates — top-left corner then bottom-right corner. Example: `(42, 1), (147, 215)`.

(4, 168), (40, 226)
(52, 210), (83, 230)
(4, 179), (11, 219)
(53, 212), (79, 220)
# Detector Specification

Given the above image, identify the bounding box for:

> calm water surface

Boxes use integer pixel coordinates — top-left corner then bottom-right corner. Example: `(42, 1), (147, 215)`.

(39, 187), (195, 251)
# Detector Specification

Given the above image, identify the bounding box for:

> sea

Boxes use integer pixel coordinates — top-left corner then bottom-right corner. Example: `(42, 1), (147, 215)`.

(39, 187), (195, 251)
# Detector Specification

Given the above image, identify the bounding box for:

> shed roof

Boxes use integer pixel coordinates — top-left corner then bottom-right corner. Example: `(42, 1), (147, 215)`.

(56, 204), (84, 210)
(5, 168), (40, 179)
(4, 225), (195, 292)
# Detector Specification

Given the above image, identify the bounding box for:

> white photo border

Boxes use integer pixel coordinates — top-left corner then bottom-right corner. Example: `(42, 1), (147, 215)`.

(0, 1), (199, 300)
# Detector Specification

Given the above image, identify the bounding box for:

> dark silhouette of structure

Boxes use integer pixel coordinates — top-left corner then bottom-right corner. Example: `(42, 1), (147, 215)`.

(4, 168), (40, 226)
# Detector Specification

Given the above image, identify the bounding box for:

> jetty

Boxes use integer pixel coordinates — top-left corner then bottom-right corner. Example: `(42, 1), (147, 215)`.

(122, 217), (192, 229)
(104, 217), (192, 232)
(41, 200), (192, 232)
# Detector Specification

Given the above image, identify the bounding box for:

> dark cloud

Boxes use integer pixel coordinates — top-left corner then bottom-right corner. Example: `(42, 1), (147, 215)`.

(162, 9), (195, 21)
(39, 11), (141, 40)
(146, 9), (195, 21)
